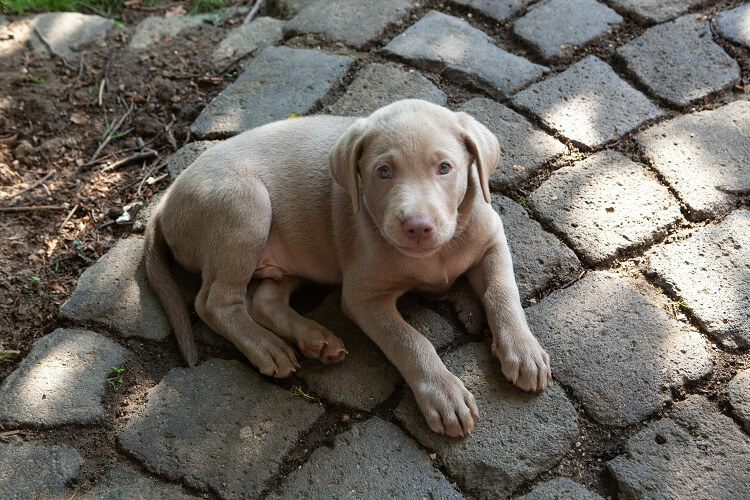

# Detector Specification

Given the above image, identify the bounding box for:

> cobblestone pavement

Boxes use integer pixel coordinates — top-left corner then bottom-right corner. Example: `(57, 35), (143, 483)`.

(2, 0), (749, 498)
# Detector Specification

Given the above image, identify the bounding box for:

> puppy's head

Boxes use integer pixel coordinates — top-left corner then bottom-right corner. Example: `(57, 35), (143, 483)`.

(330, 100), (500, 257)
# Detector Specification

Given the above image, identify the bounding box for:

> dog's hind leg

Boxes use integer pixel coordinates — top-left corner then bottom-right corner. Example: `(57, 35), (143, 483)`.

(192, 182), (300, 378)
(251, 277), (347, 364)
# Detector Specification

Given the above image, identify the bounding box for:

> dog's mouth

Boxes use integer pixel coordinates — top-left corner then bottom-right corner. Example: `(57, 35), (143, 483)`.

(395, 242), (441, 257)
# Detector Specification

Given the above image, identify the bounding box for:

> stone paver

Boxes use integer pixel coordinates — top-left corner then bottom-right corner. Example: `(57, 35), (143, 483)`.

(190, 46), (353, 138)
(648, 209), (750, 350)
(452, 0), (532, 21)
(268, 0), (315, 18)
(297, 293), (401, 410)
(728, 369), (750, 432)
(166, 140), (218, 181)
(518, 478), (603, 500)
(511, 55), (663, 148)
(0, 328), (127, 427)
(398, 295), (458, 351)
(128, 16), (206, 50)
(382, 10), (548, 99)
(437, 281), (485, 336)
(459, 98), (566, 189)
(270, 418), (460, 499)
(528, 150), (682, 265)
(0, 441), (82, 499)
(396, 342), (579, 497)
(714, 3), (750, 49)
(608, 396), (750, 498)
(329, 63), (446, 116)
(118, 358), (324, 498)
(514, 0), (622, 60)
(607, 0), (704, 22)
(492, 194), (582, 300)
(637, 101), (750, 220)
(617, 15), (741, 107)
(81, 464), (195, 500)
(285, 0), (413, 49)
(30, 12), (112, 60)
(526, 272), (712, 426)
(60, 238), (172, 341)
(211, 17), (284, 70)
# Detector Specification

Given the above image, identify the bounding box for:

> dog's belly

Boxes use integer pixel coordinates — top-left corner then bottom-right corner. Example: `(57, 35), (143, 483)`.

(254, 230), (341, 284)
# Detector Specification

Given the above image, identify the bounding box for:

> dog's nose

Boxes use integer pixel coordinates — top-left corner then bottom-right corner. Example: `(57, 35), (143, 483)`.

(402, 215), (435, 243)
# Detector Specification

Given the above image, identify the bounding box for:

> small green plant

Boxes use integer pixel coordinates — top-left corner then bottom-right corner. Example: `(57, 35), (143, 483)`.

(188, 0), (226, 14)
(27, 74), (44, 84)
(0, 0), (9, 13)
(573, 401), (585, 414)
(0, 350), (21, 363)
(286, 113), (303, 119)
(113, 19), (124, 28)
(672, 300), (691, 311)
(107, 365), (125, 387)
(289, 385), (320, 403)
(22, 276), (41, 294)
(517, 196), (527, 207)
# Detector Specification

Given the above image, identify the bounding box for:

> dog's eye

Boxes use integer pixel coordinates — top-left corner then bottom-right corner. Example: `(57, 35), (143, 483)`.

(376, 166), (392, 179)
(438, 162), (452, 175)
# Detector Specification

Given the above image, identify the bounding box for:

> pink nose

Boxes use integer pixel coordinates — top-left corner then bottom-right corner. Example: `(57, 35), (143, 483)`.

(402, 215), (435, 243)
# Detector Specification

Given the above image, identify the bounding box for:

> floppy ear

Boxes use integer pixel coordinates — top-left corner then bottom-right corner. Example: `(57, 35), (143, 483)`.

(455, 112), (501, 204)
(329, 118), (368, 214)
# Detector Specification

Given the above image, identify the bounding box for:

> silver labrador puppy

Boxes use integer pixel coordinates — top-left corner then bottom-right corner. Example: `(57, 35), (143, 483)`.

(144, 100), (551, 437)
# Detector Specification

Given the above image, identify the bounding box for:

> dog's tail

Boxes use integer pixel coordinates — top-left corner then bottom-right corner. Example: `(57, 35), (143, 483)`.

(144, 212), (198, 367)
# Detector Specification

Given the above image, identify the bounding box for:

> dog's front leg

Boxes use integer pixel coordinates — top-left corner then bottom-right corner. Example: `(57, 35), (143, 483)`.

(341, 286), (479, 437)
(467, 232), (551, 392)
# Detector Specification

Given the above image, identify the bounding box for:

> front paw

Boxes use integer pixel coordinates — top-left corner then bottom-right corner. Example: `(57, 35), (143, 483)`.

(492, 333), (551, 392)
(413, 369), (479, 437)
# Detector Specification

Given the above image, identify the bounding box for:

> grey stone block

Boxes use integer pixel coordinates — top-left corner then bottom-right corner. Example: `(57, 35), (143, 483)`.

(267, 0), (316, 18)
(398, 295), (458, 351)
(81, 464), (195, 500)
(0, 442), (82, 499)
(395, 342), (579, 497)
(511, 56), (663, 148)
(459, 98), (566, 189)
(526, 272), (712, 426)
(285, 0), (413, 49)
(329, 63), (446, 116)
(60, 238), (172, 341)
(118, 358), (324, 498)
(492, 194), (582, 300)
(608, 0), (704, 22)
(436, 280), (485, 336)
(608, 396), (750, 498)
(451, 0), (532, 22)
(270, 418), (460, 499)
(0, 328), (128, 426)
(714, 3), (750, 48)
(617, 15), (741, 107)
(648, 209), (750, 350)
(30, 12), (112, 60)
(212, 17), (284, 69)
(166, 140), (219, 182)
(729, 369), (750, 432)
(514, 0), (622, 59)
(190, 46), (354, 139)
(128, 16), (206, 50)
(528, 150), (682, 265)
(297, 293), (401, 410)
(382, 11), (548, 99)
(518, 478), (603, 500)
(637, 101), (750, 220)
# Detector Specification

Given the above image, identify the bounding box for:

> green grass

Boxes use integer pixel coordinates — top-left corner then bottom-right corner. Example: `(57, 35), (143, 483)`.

(4, 0), (227, 15)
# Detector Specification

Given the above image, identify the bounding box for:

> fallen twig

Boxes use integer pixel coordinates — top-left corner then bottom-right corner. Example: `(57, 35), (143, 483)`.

(4, 170), (55, 200)
(89, 102), (135, 164)
(97, 79), (106, 107)
(101, 149), (157, 172)
(60, 204), (78, 228)
(0, 205), (67, 212)
(243, 0), (264, 24)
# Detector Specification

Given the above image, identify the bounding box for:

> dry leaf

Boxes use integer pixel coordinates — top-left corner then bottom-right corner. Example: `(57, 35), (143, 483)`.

(70, 112), (89, 125)
(165, 5), (186, 17)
